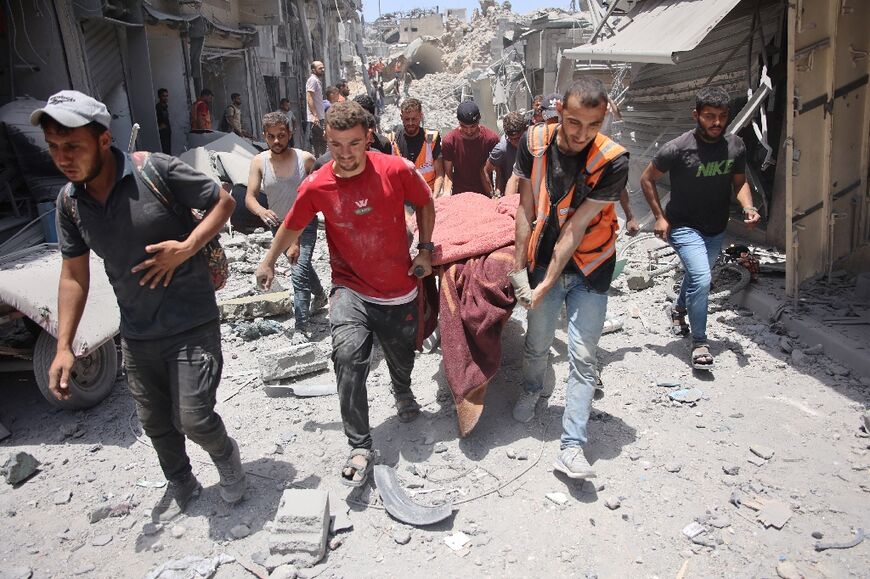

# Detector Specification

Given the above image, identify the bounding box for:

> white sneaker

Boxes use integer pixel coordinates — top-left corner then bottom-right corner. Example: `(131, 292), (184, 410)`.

(553, 447), (596, 479)
(512, 390), (541, 423)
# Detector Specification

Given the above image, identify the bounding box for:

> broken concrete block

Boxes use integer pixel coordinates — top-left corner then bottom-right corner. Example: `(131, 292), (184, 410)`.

(1, 451), (40, 485)
(626, 273), (655, 291)
(268, 489), (330, 567)
(219, 291), (293, 321)
(259, 343), (328, 382)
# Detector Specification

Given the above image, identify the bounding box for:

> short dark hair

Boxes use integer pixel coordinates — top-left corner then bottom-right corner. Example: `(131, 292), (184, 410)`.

(231, 92), (241, 100)
(337, 79), (348, 87)
(502, 111), (525, 135)
(279, 97), (290, 105)
(262, 111), (290, 133)
(157, 88), (168, 97)
(352, 94), (376, 116)
(325, 101), (368, 131)
(696, 86), (730, 111)
(563, 77), (608, 109)
(39, 115), (107, 139)
(200, 88), (213, 97)
(325, 86), (340, 99)
(400, 98), (422, 114)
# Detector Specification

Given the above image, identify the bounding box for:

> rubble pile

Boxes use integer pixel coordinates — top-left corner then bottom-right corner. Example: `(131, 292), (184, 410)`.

(440, 5), (522, 74)
(378, 72), (466, 135)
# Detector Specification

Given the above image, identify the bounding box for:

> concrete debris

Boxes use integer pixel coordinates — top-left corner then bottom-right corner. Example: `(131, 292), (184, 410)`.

(236, 319), (284, 341)
(229, 524), (250, 540)
(669, 388), (704, 404)
(90, 534), (113, 546)
(259, 343), (329, 382)
(750, 445), (775, 460)
(268, 489), (330, 567)
(665, 463), (683, 473)
(626, 274), (655, 291)
(142, 522), (163, 536)
(0, 567), (32, 579)
(657, 380), (681, 388)
(682, 522), (706, 539)
(444, 531), (471, 551)
(143, 553), (235, 579)
(601, 317), (623, 335)
(263, 553), (294, 572)
(392, 528), (412, 545)
(52, 489), (72, 505)
(1, 451), (40, 485)
(170, 525), (185, 539)
(219, 291), (294, 321)
(722, 465), (740, 476)
(775, 561), (804, 579)
(73, 563), (96, 575)
(297, 563), (329, 579)
(136, 479), (167, 489)
(604, 497), (621, 510)
(756, 500), (792, 529)
(790, 349), (807, 366)
(545, 492), (568, 506)
(270, 564), (299, 579)
(747, 456), (767, 467)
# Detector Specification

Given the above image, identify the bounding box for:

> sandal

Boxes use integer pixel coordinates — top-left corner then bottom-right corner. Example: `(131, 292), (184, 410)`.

(394, 391), (421, 423)
(341, 448), (375, 487)
(670, 305), (689, 337)
(691, 343), (715, 371)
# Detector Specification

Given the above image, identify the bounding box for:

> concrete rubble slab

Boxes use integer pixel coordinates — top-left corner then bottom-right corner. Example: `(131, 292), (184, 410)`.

(268, 489), (330, 567)
(218, 291), (293, 321)
(259, 343), (329, 382)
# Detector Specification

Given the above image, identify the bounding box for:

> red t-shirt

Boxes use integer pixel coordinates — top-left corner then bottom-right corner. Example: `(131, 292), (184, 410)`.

(441, 126), (500, 195)
(285, 152), (432, 300)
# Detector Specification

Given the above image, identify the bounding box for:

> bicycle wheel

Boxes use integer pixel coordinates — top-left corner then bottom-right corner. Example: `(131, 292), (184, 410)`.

(617, 232), (681, 278)
(665, 263), (751, 303)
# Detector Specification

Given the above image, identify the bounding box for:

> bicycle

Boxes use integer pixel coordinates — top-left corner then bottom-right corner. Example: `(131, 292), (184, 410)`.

(665, 244), (753, 305)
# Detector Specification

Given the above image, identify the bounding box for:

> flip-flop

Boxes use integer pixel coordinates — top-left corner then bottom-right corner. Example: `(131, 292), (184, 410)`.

(394, 391), (421, 423)
(340, 448), (375, 487)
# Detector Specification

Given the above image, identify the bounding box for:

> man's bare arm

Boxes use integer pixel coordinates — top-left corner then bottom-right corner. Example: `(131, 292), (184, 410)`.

(733, 173), (759, 227)
(440, 160), (453, 197)
(245, 155), (278, 227)
(49, 254), (91, 399)
(513, 176), (535, 271)
(639, 162), (669, 239)
(432, 157), (445, 196)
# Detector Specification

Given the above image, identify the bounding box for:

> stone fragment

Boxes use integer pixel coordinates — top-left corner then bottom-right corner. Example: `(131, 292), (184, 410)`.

(757, 500), (791, 529)
(545, 492), (568, 506)
(170, 525), (185, 539)
(750, 445), (775, 460)
(505, 448), (516, 459)
(73, 563), (95, 575)
(791, 349), (807, 366)
(444, 531), (470, 551)
(776, 561), (802, 579)
(604, 497), (621, 510)
(89, 506), (111, 524)
(626, 274), (654, 291)
(259, 343), (328, 382)
(665, 463), (682, 473)
(682, 522), (706, 539)
(328, 536), (343, 550)
(143, 554), (234, 579)
(1, 452), (40, 485)
(722, 465), (740, 476)
(230, 524), (250, 539)
(142, 522), (162, 536)
(433, 442), (447, 454)
(53, 489), (72, 505)
(708, 516), (731, 529)
(811, 531), (824, 540)
(264, 554), (294, 572)
(669, 388), (703, 403)
(803, 344), (823, 355)
(393, 528), (412, 545)
(270, 564), (299, 579)
(219, 291), (293, 322)
(747, 456), (767, 467)
(268, 489), (330, 567)
(0, 566), (32, 579)
(90, 534), (113, 546)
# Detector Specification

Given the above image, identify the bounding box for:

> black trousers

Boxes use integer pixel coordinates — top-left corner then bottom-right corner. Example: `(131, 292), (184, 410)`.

(122, 320), (231, 482)
(329, 287), (417, 449)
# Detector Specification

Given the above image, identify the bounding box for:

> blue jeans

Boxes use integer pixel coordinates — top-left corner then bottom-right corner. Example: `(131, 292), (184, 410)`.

(523, 268), (608, 449)
(668, 227), (725, 343)
(290, 217), (324, 330)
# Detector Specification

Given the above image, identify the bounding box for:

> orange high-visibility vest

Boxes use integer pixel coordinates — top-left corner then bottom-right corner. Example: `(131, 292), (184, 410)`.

(526, 123), (627, 275)
(389, 129), (439, 191)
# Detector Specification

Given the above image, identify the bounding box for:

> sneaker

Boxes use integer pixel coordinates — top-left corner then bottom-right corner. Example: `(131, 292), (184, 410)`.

(512, 390), (541, 423)
(212, 438), (247, 504)
(151, 474), (201, 522)
(310, 292), (328, 315)
(553, 447), (596, 480)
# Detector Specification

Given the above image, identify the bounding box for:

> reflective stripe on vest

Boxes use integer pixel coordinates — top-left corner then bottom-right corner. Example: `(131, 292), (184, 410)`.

(389, 129), (438, 190)
(526, 124), (626, 276)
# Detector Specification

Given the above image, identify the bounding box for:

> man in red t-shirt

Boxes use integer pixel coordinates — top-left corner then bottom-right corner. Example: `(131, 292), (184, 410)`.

(256, 101), (435, 488)
(440, 101), (500, 197)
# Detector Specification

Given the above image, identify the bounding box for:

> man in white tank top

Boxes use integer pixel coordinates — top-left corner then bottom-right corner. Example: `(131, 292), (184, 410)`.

(246, 112), (326, 337)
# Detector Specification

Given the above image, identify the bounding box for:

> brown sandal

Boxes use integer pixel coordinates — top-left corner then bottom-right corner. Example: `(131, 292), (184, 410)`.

(691, 343), (714, 371)
(394, 392), (421, 423)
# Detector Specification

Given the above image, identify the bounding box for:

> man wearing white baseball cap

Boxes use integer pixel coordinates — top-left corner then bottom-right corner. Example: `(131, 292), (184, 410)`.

(33, 90), (246, 522)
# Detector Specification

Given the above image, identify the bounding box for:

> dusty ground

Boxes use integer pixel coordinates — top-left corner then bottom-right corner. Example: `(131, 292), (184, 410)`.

(1, 228), (869, 579)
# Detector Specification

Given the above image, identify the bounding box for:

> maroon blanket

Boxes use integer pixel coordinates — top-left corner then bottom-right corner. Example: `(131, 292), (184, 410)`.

(440, 246), (516, 437)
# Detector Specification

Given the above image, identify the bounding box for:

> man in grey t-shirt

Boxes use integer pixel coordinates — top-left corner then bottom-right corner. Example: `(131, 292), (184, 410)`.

(640, 86), (759, 371)
(306, 61), (327, 156)
(34, 90), (246, 523)
(484, 111), (524, 196)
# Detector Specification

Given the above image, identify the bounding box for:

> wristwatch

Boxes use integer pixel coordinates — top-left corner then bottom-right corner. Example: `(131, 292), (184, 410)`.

(417, 242), (435, 252)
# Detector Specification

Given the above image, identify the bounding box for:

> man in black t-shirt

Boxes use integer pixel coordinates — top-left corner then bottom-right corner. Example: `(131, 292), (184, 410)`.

(34, 90), (246, 523)
(509, 77), (629, 481)
(640, 86), (759, 371)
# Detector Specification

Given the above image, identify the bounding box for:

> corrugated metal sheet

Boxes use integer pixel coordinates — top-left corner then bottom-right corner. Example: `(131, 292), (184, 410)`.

(619, 0), (783, 179)
(564, 0), (743, 64)
(81, 20), (124, 100)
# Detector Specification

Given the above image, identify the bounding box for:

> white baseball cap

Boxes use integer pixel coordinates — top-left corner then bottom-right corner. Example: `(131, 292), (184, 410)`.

(30, 90), (112, 130)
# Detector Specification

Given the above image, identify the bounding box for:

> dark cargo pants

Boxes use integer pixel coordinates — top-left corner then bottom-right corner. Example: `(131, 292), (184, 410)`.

(330, 287), (418, 449)
(122, 320), (232, 482)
